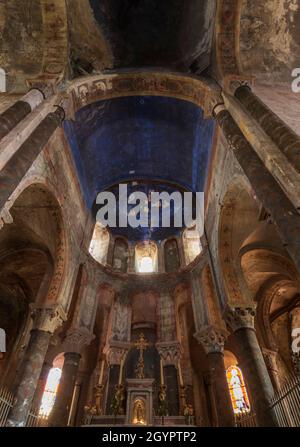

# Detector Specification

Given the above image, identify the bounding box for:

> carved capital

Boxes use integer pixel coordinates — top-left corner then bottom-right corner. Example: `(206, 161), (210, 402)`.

(224, 305), (256, 332)
(194, 326), (227, 354)
(104, 341), (131, 365)
(223, 75), (255, 96)
(64, 327), (95, 354)
(30, 304), (66, 334)
(262, 348), (279, 372)
(156, 341), (182, 365)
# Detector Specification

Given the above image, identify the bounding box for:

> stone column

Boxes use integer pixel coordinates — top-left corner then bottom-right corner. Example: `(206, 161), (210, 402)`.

(234, 85), (300, 174)
(289, 305), (300, 376)
(0, 89), (45, 141)
(203, 372), (218, 427)
(49, 327), (94, 427)
(6, 305), (65, 427)
(33, 361), (52, 409)
(0, 105), (65, 209)
(213, 104), (300, 275)
(262, 348), (281, 392)
(195, 326), (235, 427)
(225, 306), (277, 427)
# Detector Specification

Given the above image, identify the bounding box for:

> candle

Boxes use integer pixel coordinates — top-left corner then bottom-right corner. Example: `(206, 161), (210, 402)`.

(178, 362), (184, 387)
(118, 357), (124, 385)
(160, 359), (165, 386)
(98, 360), (104, 385)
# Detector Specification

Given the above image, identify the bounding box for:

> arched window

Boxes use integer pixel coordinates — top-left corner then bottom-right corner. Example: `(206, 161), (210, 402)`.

(113, 238), (129, 272)
(226, 365), (250, 414)
(164, 239), (180, 272)
(135, 241), (157, 273)
(183, 226), (202, 265)
(89, 221), (110, 265)
(39, 367), (62, 419)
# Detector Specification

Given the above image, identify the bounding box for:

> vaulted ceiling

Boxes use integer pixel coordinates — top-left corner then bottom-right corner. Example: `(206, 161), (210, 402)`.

(88, 0), (216, 72)
(64, 95), (215, 208)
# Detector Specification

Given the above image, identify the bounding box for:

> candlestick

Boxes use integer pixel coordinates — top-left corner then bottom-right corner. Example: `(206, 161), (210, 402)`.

(98, 360), (105, 385)
(160, 359), (165, 386)
(178, 362), (184, 387)
(118, 357), (124, 385)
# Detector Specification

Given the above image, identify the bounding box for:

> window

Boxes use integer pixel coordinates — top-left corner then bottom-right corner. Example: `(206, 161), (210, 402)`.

(135, 241), (157, 273)
(226, 366), (250, 414)
(39, 367), (62, 419)
(113, 238), (129, 272)
(164, 239), (180, 272)
(140, 256), (153, 273)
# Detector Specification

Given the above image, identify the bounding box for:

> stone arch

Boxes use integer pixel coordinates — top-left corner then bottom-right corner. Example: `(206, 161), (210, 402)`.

(0, 181), (68, 387)
(2, 180), (68, 306)
(68, 70), (216, 120)
(218, 177), (260, 306)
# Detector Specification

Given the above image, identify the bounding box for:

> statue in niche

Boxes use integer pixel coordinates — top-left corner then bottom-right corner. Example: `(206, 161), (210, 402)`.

(132, 399), (146, 425)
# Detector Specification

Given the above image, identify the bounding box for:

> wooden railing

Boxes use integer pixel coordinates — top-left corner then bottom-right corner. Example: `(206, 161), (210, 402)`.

(235, 412), (257, 427)
(0, 387), (40, 427)
(270, 375), (300, 427)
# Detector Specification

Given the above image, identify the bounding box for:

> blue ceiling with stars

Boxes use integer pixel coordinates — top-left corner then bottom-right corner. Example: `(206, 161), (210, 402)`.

(64, 95), (215, 240)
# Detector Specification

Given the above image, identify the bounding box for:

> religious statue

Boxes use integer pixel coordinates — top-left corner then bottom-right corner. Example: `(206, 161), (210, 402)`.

(134, 333), (150, 379)
(132, 399), (146, 425)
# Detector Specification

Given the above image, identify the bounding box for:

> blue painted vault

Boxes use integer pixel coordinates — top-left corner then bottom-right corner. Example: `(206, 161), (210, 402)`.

(64, 95), (215, 240)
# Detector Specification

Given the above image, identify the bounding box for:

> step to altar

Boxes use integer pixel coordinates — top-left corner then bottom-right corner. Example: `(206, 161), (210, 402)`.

(83, 415), (188, 427)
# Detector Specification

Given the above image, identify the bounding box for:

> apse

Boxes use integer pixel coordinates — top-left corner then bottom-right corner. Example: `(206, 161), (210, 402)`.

(64, 96), (215, 205)
(64, 95), (215, 240)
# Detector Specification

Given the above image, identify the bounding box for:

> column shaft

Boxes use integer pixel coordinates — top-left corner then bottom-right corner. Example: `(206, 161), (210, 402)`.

(235, 86), (300, 173)
(6, 330), (51, 427)
(0, 89), (44, 141)
(0, 106), (64, 209)
(235, 328), (277, 426)
(49, 352), (81, 427)
(207, 352), (235, 427)
(215, 108), (300, 273)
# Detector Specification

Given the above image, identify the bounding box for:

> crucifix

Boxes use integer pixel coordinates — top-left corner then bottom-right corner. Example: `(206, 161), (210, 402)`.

(134, 333), (151, 379)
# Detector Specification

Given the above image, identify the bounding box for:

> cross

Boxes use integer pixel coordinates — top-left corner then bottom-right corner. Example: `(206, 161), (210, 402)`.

(133, 333), (151, 379)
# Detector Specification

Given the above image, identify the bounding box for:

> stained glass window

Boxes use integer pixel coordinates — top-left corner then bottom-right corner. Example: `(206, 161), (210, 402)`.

(226, 366), (250, 414)
(39, 367), (62, 419)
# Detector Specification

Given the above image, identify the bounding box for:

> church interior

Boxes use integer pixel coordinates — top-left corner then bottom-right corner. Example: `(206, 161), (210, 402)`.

(0, 0), (300, 428)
